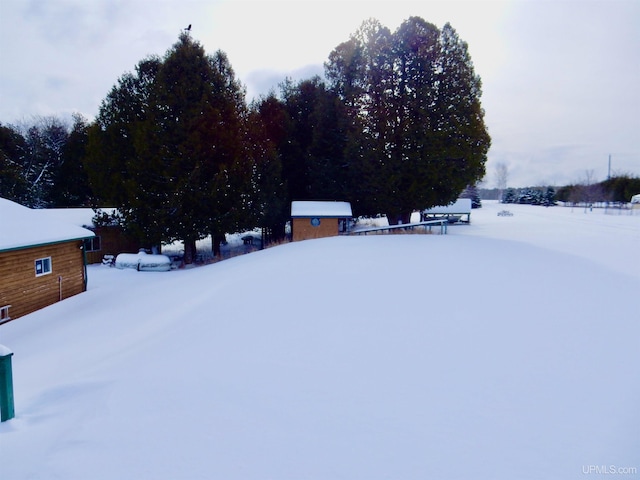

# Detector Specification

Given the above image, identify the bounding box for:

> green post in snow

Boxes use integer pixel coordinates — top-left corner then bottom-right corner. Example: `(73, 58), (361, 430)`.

(0, 344), (15, 422)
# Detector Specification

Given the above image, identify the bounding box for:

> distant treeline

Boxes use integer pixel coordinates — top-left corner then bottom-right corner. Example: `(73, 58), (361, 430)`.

(479, 174), (640, 205)
(555, 175), (640, 204)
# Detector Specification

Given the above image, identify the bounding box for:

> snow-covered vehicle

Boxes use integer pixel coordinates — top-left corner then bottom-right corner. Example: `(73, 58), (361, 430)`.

(115, 251), (171, 272)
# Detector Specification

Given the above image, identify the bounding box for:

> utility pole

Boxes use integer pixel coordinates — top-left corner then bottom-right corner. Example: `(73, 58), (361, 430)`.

(607, 154), (611, 180)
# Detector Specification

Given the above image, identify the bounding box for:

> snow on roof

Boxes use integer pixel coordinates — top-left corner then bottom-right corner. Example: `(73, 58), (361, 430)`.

(0, 198), (95, 252)
(44, 208), (97, 228)
(43, 207), (119, 228)
(291, 201), (352, 218)
(423, 198), (472, 214)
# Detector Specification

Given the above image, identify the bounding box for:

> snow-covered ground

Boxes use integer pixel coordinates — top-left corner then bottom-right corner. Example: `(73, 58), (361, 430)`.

(1, 201), (638, 480)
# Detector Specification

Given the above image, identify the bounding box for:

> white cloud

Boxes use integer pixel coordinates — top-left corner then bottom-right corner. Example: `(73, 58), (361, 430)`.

(0, 0), (638, 186)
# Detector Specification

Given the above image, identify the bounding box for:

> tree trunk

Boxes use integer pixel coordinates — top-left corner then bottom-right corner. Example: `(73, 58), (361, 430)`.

(183, 237), (197, 264)
(387, 213), (400, 226)
(266, 223), (287, 244)
(212, 234), (225, 257)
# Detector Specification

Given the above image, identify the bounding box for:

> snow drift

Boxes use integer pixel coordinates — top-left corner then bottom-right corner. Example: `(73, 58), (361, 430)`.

(0, 202), (638, 480)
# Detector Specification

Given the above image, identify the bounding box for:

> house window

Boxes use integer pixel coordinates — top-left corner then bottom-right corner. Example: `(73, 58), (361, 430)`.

(310, 217), (321, 227)
(0, 305), (10, 323)
(84, 236), (101, 252)
(35, 257), (52, 277)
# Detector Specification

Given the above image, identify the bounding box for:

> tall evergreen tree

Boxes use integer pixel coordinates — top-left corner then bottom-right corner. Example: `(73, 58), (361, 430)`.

(86, 33), (252, 262)
(325, 17), (490, 223)
(460, 184), (482, 208)
(278, 77), (319, 200)
(252, 78), (354, 239)
(86, 57), (162, 210)
(279, 77), (351, 201)
(251, 94), (289, 241)
(433, 23), (489, 201)
(307, 82), (352, 201)
(86, 56), (164, 246)
(385, 17), (441, 223)
(51, 113), (92, 206)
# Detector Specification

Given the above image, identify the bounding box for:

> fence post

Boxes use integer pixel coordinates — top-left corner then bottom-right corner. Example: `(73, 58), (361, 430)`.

(0, 344), (15, 422)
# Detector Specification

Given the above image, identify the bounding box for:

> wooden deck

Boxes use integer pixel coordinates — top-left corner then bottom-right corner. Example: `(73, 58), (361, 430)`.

(350, 218), (448, 235)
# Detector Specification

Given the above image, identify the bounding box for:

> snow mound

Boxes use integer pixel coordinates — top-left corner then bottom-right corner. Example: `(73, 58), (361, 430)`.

(0, 202), (638, 480)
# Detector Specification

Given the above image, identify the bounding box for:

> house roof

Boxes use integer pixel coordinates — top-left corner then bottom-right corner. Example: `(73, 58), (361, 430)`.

(423, 198), (472, 214)
(291, 201), (353, 218)
(44, 208), (97, 228)
(0, 198), (95, 252)
(45, 207), (119, 228)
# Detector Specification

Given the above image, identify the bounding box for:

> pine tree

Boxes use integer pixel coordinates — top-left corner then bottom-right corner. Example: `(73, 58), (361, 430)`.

(325, 17), (490, 223)
(86, 33), (252, 262)
(51, 114), (92, 206)
(502, 188), (516, 204)
(251, 94), (289, 241)
(86, 57), (162, 214)
(461, 184), (482, 208)
(543, 186), (556, 206)
(252, 78), (355, 238)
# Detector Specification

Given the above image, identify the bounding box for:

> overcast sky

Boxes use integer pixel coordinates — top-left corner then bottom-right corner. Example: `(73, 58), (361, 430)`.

(1, 0), (638, 188)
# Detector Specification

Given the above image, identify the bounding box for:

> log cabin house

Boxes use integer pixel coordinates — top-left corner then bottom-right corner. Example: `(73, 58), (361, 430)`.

(291, 201), (353, 241)
(0, 198), (95, 323)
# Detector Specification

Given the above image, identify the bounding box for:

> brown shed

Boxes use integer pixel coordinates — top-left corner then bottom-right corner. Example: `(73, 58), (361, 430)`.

(0, 198), (95, 322)
(291, 201), (353, 242)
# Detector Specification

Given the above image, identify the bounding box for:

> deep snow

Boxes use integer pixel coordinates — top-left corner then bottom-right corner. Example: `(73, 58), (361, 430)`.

(1, 201), (638, 480)
(0, 198), (94, 251)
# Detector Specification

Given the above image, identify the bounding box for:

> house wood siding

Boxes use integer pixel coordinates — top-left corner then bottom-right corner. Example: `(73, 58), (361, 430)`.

(292, 217), (340, 242)
(0, 241), (86, 320)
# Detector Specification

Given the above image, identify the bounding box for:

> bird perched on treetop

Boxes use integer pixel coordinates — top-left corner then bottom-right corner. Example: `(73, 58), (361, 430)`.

(185, 24), (191, 31)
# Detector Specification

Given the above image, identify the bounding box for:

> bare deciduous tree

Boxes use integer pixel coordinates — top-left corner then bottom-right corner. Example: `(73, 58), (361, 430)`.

(495, 162), (508, 202)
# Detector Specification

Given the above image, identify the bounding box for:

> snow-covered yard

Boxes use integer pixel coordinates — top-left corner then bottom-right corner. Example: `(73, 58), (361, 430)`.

(1, 201), (638, 479)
